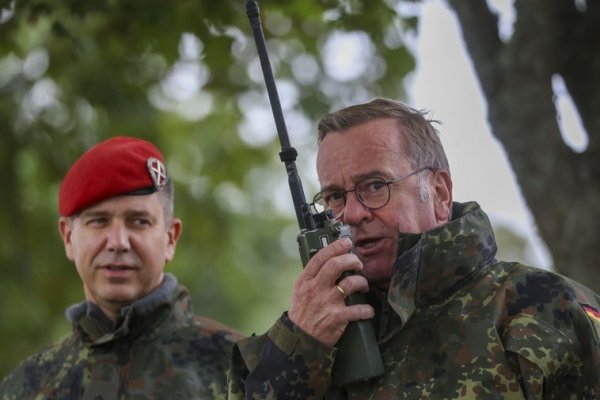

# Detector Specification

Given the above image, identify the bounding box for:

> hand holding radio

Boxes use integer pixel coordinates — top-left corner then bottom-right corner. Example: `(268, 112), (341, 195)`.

(288, 237), (374, 347)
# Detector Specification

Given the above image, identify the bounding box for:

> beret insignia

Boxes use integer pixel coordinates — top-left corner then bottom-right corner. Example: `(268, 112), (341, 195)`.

(147, 157), (168, 191)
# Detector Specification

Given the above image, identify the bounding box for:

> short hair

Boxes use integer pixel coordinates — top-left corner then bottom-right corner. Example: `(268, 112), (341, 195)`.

(157, 179), (175, 225)
(317, 98), (450, 173)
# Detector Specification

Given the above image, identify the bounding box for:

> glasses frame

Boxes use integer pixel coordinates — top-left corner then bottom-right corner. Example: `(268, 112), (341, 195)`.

(312, 167), (432, 219)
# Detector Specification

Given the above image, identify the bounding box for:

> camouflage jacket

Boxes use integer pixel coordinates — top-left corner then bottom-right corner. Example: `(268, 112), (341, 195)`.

(228, 201), (600, 399)
(0, 274), (243, 400)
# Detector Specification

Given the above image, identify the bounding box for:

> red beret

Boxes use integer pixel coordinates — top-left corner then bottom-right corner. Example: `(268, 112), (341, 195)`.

(59, 136), (169, 216)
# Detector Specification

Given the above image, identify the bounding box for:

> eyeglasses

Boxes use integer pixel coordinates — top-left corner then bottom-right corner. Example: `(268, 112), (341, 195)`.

(312, 167), (432, 219)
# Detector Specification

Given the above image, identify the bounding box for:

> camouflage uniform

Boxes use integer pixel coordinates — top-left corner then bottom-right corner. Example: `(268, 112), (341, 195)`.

(0, 274), (243, 400)
(228, 201), (600, 399)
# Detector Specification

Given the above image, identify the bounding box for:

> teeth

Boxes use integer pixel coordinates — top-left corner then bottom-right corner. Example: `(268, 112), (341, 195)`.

(357, 240), (377, 249)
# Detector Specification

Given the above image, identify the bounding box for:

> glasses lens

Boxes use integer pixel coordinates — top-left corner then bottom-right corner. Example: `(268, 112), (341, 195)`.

(313, 190), (345, 218)
(311, 200), (325, 214)
(313, 192), (324, 205)
(356, 179), (390, 209)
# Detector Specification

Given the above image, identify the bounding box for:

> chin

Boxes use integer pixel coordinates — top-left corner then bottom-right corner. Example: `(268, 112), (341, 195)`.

(362, 264), (393, 288)
(101, 288), (139, 305)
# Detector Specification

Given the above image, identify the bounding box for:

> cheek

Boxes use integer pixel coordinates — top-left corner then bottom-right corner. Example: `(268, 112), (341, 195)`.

(134, 232), (169, 262)
(384, 197), (433, 233)
(380, 211), (401, 234)
(69, 235), (92, 264)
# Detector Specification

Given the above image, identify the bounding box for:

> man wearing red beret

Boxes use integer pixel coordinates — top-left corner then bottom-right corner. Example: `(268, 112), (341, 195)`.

(0, 136), (243, 399)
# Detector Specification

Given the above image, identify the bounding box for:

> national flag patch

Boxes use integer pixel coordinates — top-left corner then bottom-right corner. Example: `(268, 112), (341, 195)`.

(582, 303), (600, 323)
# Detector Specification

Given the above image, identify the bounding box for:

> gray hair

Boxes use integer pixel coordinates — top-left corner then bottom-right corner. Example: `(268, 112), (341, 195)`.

(157, 179), (175, 226)
(317, 98), (450, 172)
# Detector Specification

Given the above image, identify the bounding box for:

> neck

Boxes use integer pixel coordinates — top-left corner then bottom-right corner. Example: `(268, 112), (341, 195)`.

(98, 303), (122, 322)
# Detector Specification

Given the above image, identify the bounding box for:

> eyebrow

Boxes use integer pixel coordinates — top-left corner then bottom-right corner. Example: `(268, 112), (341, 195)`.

(79, 210), (110, 219)
(79, 208), (154, 219)
(320, 169), (391, 192)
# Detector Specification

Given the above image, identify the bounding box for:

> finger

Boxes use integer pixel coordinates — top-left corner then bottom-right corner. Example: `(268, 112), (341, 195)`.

(302, 237), (353, 279)
(338, 304), (375, 322)
(316, 252), (363, 286)
(336, 274), (370, 297)
(334, 284), (346, 299)
(291, 262), (357, 316)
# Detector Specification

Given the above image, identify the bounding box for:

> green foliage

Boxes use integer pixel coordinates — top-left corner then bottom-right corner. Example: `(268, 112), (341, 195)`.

(0, 0), (415, 377)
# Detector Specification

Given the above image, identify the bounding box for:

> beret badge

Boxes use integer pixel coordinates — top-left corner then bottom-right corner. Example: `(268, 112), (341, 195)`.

(147, 157), (168, 191)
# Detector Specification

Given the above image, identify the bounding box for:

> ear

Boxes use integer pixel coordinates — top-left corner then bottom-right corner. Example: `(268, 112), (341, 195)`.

(165, 218), (182, 263)
(432, 170), (453, 223)
(58, 217), (75, 261)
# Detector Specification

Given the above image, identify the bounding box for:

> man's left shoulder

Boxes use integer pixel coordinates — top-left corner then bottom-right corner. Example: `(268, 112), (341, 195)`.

(174, 315), (245, 356)
(499, 262), (600, 337)
(495, 263), (600, 393)
(503, 262), (600, 305)
(192, 315), (245, 342)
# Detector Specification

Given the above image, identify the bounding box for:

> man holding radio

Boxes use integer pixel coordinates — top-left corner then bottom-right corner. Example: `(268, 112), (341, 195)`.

(228, 98), (600, 399)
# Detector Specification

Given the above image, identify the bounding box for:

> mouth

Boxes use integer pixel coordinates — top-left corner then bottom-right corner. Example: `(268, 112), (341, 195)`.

(102, 264), (135, 271)
(354, 238), (379, 248)
(353, 237), (384, 255)
(99, 264), (137, 277)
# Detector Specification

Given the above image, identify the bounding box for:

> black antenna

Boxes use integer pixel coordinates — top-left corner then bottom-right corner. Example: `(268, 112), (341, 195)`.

(246, 0), (313, 231)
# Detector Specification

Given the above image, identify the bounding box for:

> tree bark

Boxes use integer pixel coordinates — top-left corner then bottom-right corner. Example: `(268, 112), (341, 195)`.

(446, 0), (600, 291)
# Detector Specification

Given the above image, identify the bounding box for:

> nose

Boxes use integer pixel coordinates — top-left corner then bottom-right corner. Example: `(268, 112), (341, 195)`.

(106, 220), (131, 253)
(341, 191), (371, 226)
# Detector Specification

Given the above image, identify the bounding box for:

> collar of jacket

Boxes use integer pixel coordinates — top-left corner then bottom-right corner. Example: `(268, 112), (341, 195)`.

(66, 273), (186, 345)
(387, 201), (498, 328)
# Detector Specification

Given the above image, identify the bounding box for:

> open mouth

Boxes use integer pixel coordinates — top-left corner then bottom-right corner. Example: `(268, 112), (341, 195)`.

(353, 237), (385, 255)
(355, 238), (379, 249)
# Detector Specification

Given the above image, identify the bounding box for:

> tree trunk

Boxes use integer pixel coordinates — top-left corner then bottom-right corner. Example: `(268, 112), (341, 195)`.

(446, 0), (600, 291)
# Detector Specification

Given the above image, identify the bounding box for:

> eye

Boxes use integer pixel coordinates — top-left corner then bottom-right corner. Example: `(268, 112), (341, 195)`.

(132, 218), (151, 226)
(85, 217), (107, 227)
(362, 180), (387, 193)
(326, 191), (345, 205)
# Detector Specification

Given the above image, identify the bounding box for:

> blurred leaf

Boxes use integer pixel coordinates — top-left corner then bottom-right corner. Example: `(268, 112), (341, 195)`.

(0, 0), (416, 376)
